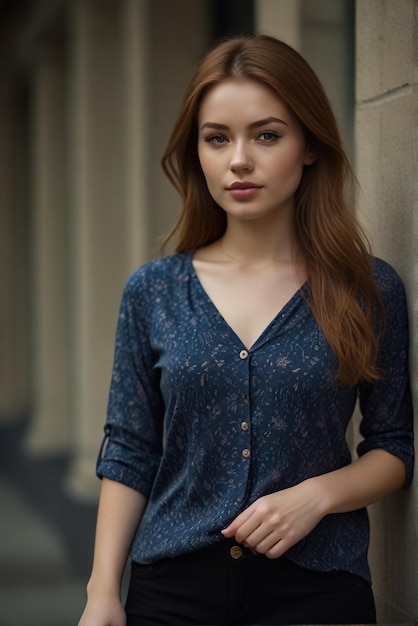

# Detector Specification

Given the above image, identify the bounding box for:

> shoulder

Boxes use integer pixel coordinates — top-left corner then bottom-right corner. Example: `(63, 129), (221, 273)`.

(372, 257), (407, 302)
(124, 252), (193, 298)
(372, 258), (409, 332)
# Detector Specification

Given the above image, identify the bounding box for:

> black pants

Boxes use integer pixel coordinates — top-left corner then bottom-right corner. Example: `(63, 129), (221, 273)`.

(125, 540), (376, 625)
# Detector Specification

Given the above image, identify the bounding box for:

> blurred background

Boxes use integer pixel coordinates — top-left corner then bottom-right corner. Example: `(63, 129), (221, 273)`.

(0, 1), (416, 625)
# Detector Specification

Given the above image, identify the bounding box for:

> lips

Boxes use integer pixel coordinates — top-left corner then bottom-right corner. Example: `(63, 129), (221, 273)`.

(226, 181), (262, 200)
(228, 181), (261, 190)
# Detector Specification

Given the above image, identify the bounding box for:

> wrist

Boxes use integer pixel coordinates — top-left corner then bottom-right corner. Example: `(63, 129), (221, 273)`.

(86, 575), (122, 600)
(304, 476), (332, 518)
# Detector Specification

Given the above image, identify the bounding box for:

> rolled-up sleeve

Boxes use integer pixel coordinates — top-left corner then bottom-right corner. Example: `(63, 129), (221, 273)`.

(357, 261), (414, 486)
(96, 270), (164, 496)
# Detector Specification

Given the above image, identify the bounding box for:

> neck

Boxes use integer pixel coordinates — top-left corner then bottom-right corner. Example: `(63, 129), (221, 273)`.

(220, 216), (300, 267)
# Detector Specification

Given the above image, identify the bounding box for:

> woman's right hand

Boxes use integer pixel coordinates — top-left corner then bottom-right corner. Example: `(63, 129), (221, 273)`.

(78, 595), (126, 626)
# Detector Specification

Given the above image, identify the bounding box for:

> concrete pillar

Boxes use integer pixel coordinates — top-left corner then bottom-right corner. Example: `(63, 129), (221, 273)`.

(65, 0), (160, 498)
(123, 0), (151, 266)
(146, 0), (211, 256)
(300, 0), (354, 160)
(24, 48), (71, 453)
(0, 75), (30, 419)
(255, 0), (302, 50)
(355, 0), (418, 621)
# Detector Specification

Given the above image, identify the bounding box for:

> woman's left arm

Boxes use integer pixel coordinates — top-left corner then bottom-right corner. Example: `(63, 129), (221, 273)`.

(310, 447), (406, 513)
(222, 448), (406, 559)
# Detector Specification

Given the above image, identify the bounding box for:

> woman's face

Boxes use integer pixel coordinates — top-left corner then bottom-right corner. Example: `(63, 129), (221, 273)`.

(197, 79), (315, 224)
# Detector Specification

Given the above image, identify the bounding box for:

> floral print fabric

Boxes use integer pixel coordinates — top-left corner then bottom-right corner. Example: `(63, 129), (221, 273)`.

(97, 252), (414, 582)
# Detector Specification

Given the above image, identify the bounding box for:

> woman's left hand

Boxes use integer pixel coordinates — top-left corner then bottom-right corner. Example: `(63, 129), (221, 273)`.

(221, 479), (325, 559)
(222, 450), (407, 559)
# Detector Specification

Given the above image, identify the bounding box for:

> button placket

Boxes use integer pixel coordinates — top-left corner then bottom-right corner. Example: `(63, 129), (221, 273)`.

(238, 349), (251, 462)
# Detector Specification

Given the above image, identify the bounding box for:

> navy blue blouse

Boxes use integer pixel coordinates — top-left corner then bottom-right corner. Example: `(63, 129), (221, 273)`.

(97, 252), (414, 583)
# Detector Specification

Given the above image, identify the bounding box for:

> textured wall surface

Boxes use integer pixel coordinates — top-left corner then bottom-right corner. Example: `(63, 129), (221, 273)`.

(355, 0), (417, 622)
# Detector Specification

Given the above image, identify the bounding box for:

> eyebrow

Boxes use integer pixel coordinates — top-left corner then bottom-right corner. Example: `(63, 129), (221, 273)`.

(199, 116), (288, 132)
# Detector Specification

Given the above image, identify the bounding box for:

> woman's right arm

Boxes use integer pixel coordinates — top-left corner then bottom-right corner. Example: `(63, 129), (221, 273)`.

(78, 477), (147, 626)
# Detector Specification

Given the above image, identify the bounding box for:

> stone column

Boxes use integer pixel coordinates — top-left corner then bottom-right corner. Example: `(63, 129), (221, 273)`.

(300, 0), (354, 160)
(255, 0), (302, 50)
(65, 0), (150, 498)
(146, 0), (211, 255)
(355, 0), (418, 621)
(122, 0), (151, 266)
(0, 75), (31, 419)
(24, 48), (71, 453)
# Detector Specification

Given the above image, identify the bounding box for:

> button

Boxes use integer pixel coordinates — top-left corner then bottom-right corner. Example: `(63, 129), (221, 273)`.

(230, 545), (243, 559)
(239, 350), (248, 360)
(242, 448), (250, 459)
(241, 421), (249, 431)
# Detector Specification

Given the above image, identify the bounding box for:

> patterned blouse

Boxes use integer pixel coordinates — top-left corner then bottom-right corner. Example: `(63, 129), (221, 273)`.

(97, 252), (414, 583)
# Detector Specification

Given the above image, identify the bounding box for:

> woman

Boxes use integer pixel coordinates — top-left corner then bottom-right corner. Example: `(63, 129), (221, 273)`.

(79, 35), (414, 626)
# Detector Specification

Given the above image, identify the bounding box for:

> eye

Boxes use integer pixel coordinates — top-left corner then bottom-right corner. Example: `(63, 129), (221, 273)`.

(205, 134), (228, 145)
(257, 131), (279, 142)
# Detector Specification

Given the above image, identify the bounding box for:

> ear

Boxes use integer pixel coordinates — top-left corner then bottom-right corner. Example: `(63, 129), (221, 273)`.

(304, 148), (317, 166)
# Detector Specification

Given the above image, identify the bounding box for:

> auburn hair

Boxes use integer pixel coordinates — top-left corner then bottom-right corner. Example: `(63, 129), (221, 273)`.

(161, 34), (385, 386)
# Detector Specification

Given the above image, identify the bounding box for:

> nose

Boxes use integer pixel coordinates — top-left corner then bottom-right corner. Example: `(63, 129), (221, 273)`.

(229, 141), (253, 173)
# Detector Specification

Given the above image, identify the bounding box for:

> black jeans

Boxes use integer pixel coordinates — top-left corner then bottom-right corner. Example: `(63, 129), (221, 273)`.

(125, 539), (376, 625)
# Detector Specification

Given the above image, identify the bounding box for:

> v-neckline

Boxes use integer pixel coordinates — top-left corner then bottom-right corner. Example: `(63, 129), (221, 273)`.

(187, 251), (306, 351)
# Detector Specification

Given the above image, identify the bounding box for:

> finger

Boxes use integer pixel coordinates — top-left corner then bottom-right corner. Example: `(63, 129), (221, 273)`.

(264, 540), (286, 559)
(232, 517), (264, 545)
(242, 524), (278, 549)
(264, 532), (295, 559)
(221, 505), (255, 536)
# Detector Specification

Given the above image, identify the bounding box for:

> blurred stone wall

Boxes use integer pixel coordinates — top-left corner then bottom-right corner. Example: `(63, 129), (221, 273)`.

(355, 0), (417, 622)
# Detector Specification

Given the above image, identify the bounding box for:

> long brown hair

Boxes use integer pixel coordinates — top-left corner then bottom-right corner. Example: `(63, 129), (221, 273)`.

(161, 34), (385, 386)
